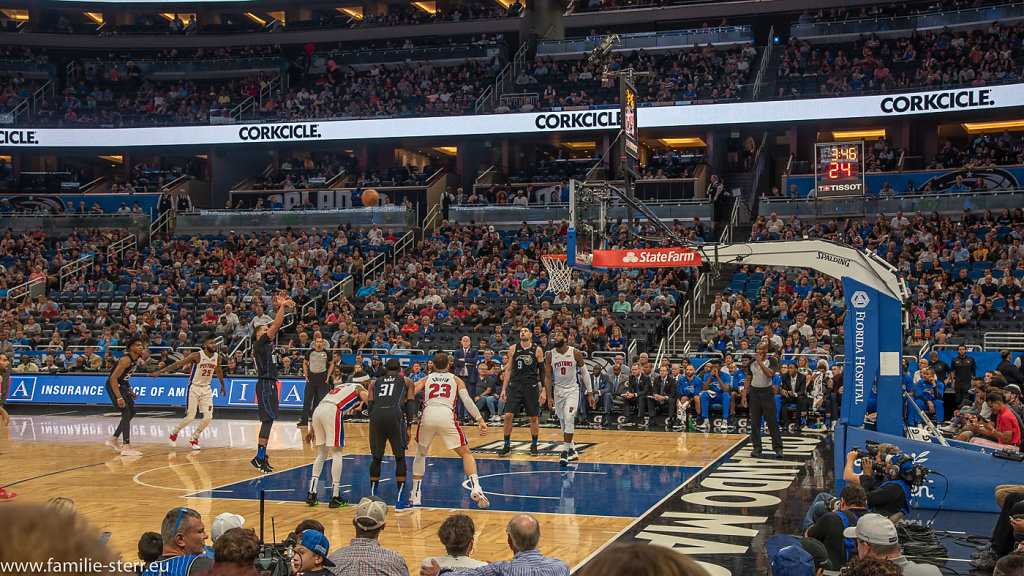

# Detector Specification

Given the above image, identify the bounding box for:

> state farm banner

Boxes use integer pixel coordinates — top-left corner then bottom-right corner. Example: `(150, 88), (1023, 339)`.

(592, 247), (702, 267)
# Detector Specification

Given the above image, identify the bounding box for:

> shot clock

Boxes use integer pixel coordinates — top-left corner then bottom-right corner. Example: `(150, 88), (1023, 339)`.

(814, 142), (865, 197)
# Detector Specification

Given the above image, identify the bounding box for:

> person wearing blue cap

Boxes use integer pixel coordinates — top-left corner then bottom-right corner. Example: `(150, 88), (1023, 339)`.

(293, 529), (336, 576)
(766, 534), (816, 576)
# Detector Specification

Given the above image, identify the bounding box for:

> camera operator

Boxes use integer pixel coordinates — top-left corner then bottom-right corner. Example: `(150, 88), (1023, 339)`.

(292, 530), (335, 575)
(804, 484), (869, 570)
(842, 444), (911, 523)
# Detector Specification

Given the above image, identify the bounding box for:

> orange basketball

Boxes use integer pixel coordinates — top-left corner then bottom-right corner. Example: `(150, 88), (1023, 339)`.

(361, 189), (379, 207)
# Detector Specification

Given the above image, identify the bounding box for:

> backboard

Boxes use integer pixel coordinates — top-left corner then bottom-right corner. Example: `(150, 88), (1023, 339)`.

(567, 179), (610, 269)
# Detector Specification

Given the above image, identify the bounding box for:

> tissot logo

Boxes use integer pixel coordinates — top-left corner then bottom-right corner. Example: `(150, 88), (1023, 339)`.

(0, 130), (38, 144)
(238, 123), (322, 141)
(817, 183), (861, 192)
(534, 111), (620, 130)
(880, 89), (994, 114)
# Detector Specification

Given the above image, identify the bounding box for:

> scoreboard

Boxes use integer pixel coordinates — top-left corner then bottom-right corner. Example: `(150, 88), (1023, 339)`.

(814, 142), (865, 197)
(620, 78), (640, 178)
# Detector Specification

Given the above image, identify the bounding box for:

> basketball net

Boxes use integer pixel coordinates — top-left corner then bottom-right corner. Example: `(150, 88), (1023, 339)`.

(541, 255), (572, 295)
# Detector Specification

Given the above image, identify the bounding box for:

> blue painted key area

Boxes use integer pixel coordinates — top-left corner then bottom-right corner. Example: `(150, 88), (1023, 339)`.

(190, 455), (700, 517)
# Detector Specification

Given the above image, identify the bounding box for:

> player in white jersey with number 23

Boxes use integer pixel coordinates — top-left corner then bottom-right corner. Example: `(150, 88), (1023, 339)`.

(153, 336), (226, 450)
(409, 353), (489, 510)
(544, 331), (594, 466)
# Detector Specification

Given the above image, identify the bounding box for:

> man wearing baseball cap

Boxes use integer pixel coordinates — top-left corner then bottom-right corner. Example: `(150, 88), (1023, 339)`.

(765, 534), (815, 576)
(327, 496), (408, 575)
(203, 512), (245, 559)
(292, 530), (335, 576)
(844, 513), (940, 576)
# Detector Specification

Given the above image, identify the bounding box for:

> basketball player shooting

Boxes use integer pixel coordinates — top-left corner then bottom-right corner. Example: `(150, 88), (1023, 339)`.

(250, 292), (294, 474)
(409, 353), (489, 509)
(544, 331), (595, 466)
(152, 336), (226, 450)
(304, 372), (368, 508)
(498, 327), (546, 456)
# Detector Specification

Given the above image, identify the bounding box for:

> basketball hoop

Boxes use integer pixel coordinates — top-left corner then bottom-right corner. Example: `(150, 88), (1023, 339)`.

(541, 254), (572, 295)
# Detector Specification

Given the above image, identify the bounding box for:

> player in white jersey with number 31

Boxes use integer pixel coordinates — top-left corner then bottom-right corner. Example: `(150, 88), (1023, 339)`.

(152, 336), (226, 450)
(409, 353), (489, 510)
(544, 331), (594, 466)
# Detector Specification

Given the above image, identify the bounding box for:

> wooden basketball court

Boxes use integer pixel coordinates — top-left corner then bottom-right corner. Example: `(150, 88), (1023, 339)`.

(1, 411), (744, 573)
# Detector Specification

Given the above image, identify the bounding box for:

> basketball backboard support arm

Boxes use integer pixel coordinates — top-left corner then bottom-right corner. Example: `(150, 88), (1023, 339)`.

(694, 239), (909, 301)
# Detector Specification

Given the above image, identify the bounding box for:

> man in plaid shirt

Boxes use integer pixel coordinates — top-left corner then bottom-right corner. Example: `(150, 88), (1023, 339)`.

(328, 496), (409, 576)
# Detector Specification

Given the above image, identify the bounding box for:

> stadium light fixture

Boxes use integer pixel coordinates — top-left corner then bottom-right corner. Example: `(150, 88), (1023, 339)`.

(336, 7), (364, 20)
(84, 12), (104, 24)
(1, 9), (28, 21)
(961, 119), (1024, 133)
(658, 137), (706, 148)
(411, 2), (437, 14)
(830, 129), (886, 140)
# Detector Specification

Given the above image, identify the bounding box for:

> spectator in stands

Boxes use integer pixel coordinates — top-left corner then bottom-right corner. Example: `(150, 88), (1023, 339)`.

(971, 489), (1024, 569)
(575, 542), (708, 576)
(804, 484), (869, 570)
(211, 527), (260, 572)
(957, 391), (1021, 450)
(420, 514), (487, 572)
(844, 514), (940, 576)
(328, 496), (408, 576)
(292, 530), (335, 576)
(422, 513), (569, 576)
(141, 507), (213, 576)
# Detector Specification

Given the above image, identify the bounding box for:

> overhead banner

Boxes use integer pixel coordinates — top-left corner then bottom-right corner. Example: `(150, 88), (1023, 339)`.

(592, 247), (702, 267)
(1, 85), (1021, 148)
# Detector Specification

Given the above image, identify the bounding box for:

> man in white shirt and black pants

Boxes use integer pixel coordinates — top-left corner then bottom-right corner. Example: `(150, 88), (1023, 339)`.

(741, 343), (784, 458)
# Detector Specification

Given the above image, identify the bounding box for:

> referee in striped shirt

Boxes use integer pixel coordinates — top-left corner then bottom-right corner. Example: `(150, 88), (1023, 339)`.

(421, 514), (569, 576)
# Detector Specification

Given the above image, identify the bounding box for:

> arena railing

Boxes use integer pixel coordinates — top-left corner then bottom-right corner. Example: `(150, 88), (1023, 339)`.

(475, 42), (529, 114)
(320, 43), (503, 67)
(59, 254), (94, 290)
(448, 199), (712, 226)
(107, 234), (137, 262)
(4, 276), (45, 302)
(758, 188), (1024, 220)
(536, 26), (753, 57)
(174, 207), (415, 235)
(751, 26), (774, 102)
(790, 2), (1024, 39)
(983, 332), (1024, 352)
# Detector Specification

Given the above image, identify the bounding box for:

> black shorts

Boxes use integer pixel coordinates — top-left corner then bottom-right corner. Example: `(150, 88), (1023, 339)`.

(369, 409), (406, 459)
(106, 382), (134, 410)
(256, 379), (279, 423)
(505, 382), (540, 417)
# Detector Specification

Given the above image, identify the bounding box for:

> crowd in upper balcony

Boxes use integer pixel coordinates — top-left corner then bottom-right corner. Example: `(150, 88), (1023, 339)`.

(776, 21), (1024, 98)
